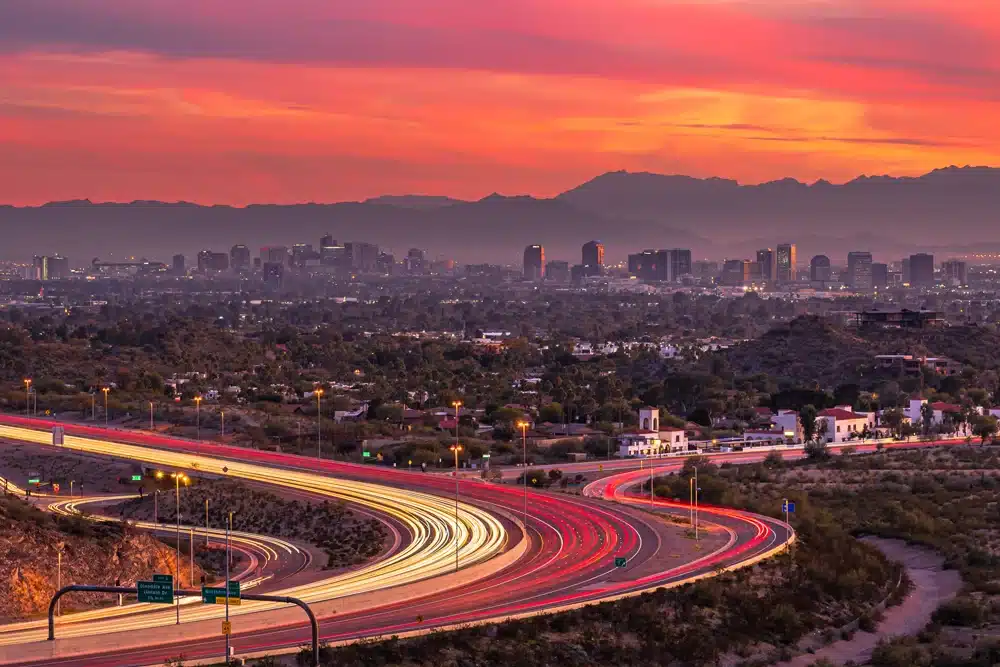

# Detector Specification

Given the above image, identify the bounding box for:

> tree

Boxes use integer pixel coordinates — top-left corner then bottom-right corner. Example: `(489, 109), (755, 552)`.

(972, 415), (998, 445)
(881, 408), (905, 439)
(804, 440), (830, 461)
(920, 402), (934, 437)
(800, 405), (818, 443)
(763, 450), (784, 469)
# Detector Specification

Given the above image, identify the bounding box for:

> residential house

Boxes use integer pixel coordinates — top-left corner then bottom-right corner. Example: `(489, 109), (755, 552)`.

(818, 407), (875, 443)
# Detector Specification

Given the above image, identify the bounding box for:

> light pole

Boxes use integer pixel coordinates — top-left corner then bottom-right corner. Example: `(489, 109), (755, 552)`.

(56, 544), (64, 616)
(517, 420), (529, 527)
(189, 527), (194, 584)
(24, 378), (31, 416)
(102, 387), (109, 427)
(90, 392), (96, 421)
(315, 388), (324, 459)
(225, 511), (233, 665)
(194, 396), (202, 440)
(205, 499), (210, 547)
(149, 401), (154, 430)
(449, 444), (463, 572)
(220, 410), (225, 438)
(171, 472), (188, 625)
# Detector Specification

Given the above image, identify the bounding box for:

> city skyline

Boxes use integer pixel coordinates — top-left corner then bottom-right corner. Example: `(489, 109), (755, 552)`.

(1, 0), (999, 205)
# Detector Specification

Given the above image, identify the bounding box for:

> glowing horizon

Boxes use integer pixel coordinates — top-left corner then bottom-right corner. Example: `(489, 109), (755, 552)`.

(1, 0), (998, 205)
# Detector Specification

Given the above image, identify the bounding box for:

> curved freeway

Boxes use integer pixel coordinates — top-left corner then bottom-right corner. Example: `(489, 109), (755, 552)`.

(0, 416), (794, 666)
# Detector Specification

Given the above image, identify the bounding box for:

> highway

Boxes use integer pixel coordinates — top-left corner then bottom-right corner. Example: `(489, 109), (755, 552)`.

(0, 415), (794, 666)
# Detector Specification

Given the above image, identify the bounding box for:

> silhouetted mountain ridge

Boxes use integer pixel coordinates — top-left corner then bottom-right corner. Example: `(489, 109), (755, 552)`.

(2, 166), (997, 263)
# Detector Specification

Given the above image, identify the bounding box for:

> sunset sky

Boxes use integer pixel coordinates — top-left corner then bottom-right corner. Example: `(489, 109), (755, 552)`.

(1, 0), (998, 205)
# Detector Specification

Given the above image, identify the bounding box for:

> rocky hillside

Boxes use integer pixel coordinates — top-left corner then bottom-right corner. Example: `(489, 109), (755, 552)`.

(0, 495), (196, 620)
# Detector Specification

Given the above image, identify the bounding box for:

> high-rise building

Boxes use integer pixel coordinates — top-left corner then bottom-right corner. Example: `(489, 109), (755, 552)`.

(582, 241), (605, 276)
(545, 260), (570, 282)
(693, 260), (719, 280)
(756, 248), (776, 282)
(908, 253), (935, 287)
(172, 254), (186, 275)
(901, 257), (911, 284)
(721, 259), (751, 286)
(628, 250), (659, 280)
(229, 245), (251, 272)
(942, 260), (968, 286)
(872, 263), (889, 289)
(32, 255), (69, 280)
(290, 243), (318, 269)
(345, 242), (379, 272)
(776, 244), (797, 283)
(670, 248), (693, 279)
(847, 251), (874, 290)
(810, 255), (832, 282)
(523, 245), (545, 280)
(262, 261), (284, 289)
(406, 248), (426, 274)
(197, 250), (229, 273)
(320, 234), (335, 250)
(261, 246), (288, 265)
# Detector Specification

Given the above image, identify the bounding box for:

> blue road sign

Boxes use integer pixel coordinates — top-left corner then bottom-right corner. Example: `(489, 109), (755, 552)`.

(782, 500), (796, 513)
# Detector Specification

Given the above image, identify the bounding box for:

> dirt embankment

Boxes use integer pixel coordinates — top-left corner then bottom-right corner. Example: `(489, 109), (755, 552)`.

(0, 495), (198, 621)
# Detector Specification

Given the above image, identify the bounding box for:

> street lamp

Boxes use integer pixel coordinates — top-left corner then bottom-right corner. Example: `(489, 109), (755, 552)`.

(23, 379), (31, 416)
(220, 410), (225, 438)
(56, 543), (65, 616)
(102, 387), (110, 427)
(517, 421), (530, 528)
(170, 472), (189, 625)
(315, 388), (324, 459)
(194, 396), (202, 440)
(449, 443), (463, 572)
(225, 511), (234, 665)
(149, 401), (154, 431)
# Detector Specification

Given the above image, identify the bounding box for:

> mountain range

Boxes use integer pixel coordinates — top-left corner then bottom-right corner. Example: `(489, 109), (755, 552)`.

(2, 166), (998, 265)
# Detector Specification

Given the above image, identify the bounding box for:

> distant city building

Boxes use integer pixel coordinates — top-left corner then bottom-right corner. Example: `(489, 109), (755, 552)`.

(852, 308), (943, 329)
(693, 260), (719, 280)
(376, 252), (395, 274)
(197, 250), (229, 273)
(670, 248), (693, 279)
(523, 245), (545, 280)
(756, 248), (776, 282)
(290, 243), (317, 269)
(872, 262), (889, 289)
(847, 251), (873, 290)
(627, 248), (691, 281)
(406, 248), (427, 274)
(262, 261), (284, 289)
(545, 260), (570, 282)
(908, 253), (935, 287)
(172, 254), (186, 275)
(809, 255), (832, 282)
(942, 260), (968, 286)
(721, 259), (751, 286)
(229, 244), (251, 272)
(628, 250), (659, 280)
(345, 242), (379, 272)
(261, 246), (288, 265)
(776, 243), (797, 283)
(320, 234), (335, 249)
(582, 241), (604, 276)
(32, 255), (69, 280)
(901, 257), (911, 284)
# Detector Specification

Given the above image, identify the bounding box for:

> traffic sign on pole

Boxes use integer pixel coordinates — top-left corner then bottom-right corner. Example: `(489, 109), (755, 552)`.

(131, 474), (143, 482)
(782, 500), (796, 514)
(222, 621), (232, 636)
(137, 580), (174, 604)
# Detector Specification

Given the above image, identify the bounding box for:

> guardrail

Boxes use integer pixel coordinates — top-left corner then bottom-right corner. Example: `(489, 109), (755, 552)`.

(48, 585), (320, 667)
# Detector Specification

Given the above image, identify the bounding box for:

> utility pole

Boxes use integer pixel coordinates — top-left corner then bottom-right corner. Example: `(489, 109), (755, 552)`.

(225, 511), (233, 665)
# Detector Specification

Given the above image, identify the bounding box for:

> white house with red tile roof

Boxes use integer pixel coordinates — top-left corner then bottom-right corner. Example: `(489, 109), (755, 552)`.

(618, 407), (688, 457)
(818, 407), (875, 443)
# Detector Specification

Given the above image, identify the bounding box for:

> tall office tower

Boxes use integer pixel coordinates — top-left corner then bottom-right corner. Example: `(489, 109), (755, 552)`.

(262, 261), (284, 289)
(942, 259), (968, 286)
(908, 253), (935, 287)
(670, 248), (693, 279)
(320, 234), (334, 249)
(756, 248), (776, 282)
(776, 244), (797, 283)
(197, 250), (229, 272)
(523, 245), (545, 280)
(406, 248), (426, 274)
(810, 255), (832, 282)
(345, 242), (380, 272)
(32, 255), (70, 280)
(545, 260), (570, 282)
(847, 251), (874, 290)
(628, 250), (658, 280)
(902, 257), (911, 284)
(172, 254), (186, 275)
(261, 246), (288, 265)
(229, 244), (251, 272)
(721, 259), (751, 286)
(582, 241), (605, 276)
(872, 263), (889, 289)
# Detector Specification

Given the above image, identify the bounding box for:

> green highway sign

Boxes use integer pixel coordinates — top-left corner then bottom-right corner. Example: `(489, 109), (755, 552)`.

(131, 474), (143, 482)
(152, 573), (173, 584)
(614, 557), (627, 568)
(482, 454), (491, 459)
(202, 581), (241, 604)
(28, 478), (40, 485)
(227, 580), (240, 597)
(362, 451), (371, 458)
(137, 580), (174, 604)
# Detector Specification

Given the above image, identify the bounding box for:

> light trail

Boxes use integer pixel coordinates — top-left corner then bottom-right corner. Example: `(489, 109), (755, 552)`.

(0, 424), (508, 645)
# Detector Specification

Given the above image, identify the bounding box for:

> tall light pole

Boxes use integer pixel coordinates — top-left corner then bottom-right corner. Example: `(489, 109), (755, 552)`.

(517, 420), (529, 527)
(225, 511), (233, 665)
(449, 444), (463, 572)
(171, 472), (188, 625)
(91, 392), (96, 421)
(205, 499), (210, 547)
(315, 388), (324, 459)
(194, 396), (202, 440)
(102, 387), (109, 427)
(23, 379), (31, 416)
(149, 401), (154, 430)
(56, 543), (64, 616)
(220, 410), (225, 438)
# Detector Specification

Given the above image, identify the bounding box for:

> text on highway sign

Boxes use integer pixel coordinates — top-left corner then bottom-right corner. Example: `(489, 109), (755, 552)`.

(137, 580), (174, 604)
